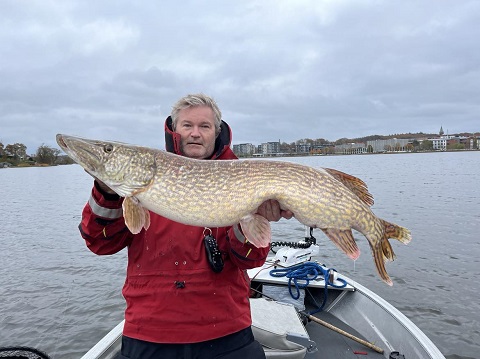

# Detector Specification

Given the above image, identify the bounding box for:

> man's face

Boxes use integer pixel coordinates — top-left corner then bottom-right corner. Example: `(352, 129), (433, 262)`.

(175, 105), (217, 159)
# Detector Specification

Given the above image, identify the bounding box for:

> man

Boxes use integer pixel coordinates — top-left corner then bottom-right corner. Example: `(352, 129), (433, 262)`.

(80, 94), (293, 358)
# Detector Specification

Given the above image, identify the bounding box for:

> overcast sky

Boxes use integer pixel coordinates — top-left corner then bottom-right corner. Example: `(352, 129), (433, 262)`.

(1, 0), (479, 153)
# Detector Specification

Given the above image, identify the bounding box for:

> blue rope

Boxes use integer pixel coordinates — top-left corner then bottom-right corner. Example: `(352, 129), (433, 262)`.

(269, 262), (347, 314)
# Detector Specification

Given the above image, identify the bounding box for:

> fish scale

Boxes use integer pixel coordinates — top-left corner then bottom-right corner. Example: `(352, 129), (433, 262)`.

(56, 134), (411, 285)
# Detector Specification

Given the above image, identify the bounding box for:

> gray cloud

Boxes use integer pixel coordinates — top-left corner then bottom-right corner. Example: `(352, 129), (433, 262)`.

(1, 0), (479, 153)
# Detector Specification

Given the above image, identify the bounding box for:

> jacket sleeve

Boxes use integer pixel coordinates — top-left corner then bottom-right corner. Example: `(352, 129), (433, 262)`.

(226, 224), (269, 270)
(79, 181), (133, 255)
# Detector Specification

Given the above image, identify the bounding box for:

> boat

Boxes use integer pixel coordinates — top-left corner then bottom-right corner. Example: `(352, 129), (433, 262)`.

(79, 238), (446, 359)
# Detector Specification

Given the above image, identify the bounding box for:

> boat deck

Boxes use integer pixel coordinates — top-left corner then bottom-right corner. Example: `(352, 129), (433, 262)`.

(249, 291), (386, 359)
(248, 262), (388, 359)
(307, 311), (385, 358)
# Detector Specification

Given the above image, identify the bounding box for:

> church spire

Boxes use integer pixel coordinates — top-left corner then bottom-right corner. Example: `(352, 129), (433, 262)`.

(439, 126), (444, 136)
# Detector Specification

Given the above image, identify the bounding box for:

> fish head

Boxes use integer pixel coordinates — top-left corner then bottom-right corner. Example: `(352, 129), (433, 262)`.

(56, 134), (156, 197)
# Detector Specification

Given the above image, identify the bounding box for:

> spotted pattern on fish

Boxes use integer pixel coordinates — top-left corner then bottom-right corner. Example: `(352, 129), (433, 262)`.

(56, 134), (412, 285)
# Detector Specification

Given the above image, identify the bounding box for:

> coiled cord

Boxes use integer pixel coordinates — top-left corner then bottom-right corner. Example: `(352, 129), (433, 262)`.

(270, 240), (312, 249)
(269, 262), (347, 314)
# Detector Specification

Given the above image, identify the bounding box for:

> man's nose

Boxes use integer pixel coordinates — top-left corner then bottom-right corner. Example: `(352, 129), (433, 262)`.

(190, 126), (201, 137)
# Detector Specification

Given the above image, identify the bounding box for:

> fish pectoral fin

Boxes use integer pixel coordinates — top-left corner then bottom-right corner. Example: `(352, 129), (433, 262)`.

(239, 214), (272, 248)
(143, 209), (151, 231)
(321, 228), (360, 260)
(324, 168), (374, 207)
(122, 197), (150, 234)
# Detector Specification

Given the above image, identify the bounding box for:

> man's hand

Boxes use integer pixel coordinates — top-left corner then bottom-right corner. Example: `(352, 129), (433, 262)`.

(256, 199), (294, 222)
(95, 178), (116, 195)
(84, 170), (116, 194)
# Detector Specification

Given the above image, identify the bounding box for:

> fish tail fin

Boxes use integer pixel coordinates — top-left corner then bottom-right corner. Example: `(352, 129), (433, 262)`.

(381, 237), (396, 262)
(321, 228), (360, 260)
(372, 243), (394, 286)
(382, 219), (412, 245)
(381, 219), (411, 262)
(372, 219), (412, 285)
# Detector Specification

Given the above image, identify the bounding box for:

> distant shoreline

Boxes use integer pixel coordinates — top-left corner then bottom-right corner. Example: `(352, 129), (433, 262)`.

(0, 163), (55, 169)
(1, 148), (478, 169)
(237, 148), (480, 158)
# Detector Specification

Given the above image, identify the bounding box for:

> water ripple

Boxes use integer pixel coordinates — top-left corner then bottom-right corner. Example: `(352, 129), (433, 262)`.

(1, 153), (479, 358)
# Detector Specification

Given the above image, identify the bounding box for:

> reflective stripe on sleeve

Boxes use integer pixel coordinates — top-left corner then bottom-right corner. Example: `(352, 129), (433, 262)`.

(88, 195), (123, 219)
(233, 223), (246, 243)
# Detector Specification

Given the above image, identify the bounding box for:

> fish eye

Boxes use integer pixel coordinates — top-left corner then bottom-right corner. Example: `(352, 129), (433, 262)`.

(104, 144), (114, 153)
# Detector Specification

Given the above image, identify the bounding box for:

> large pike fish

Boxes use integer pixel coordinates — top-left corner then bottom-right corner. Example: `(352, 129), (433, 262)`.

(56, 134), (411, 285)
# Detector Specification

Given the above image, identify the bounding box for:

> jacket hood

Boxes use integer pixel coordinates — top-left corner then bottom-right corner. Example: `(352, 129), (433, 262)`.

(164, 116), (236, 159)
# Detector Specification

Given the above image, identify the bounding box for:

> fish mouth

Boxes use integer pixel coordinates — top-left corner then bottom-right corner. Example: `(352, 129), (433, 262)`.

(56, 134), (68, 150)
(56, 134), (101, 172)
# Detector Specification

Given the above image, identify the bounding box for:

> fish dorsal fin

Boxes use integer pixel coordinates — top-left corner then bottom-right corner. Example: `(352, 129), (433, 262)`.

(321, 228), (360, 260)
(239, 214), (272, 248)
(122, 196), (150, 234)
(324, 168), (374, 207)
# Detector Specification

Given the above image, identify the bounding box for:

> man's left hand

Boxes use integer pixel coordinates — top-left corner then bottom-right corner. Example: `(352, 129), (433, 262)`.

(256, 199), (294, 222)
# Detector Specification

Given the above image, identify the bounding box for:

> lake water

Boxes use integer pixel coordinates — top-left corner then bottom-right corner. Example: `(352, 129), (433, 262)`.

(0, 151), (478, 359)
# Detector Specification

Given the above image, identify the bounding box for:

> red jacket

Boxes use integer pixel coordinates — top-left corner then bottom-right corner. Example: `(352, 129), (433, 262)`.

(79, 118), (269, 343)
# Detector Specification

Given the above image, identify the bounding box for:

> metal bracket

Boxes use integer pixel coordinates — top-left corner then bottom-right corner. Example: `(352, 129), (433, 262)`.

(286, 333), (318, 354)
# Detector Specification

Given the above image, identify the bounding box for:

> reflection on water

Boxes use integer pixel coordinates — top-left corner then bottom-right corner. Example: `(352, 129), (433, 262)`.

(1, 151), (479, 358)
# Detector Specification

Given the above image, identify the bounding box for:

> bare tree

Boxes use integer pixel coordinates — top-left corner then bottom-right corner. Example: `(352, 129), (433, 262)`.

(36, 144), (61, 165)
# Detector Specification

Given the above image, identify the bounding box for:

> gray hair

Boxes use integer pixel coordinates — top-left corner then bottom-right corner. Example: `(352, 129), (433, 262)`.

(171, 93), (222, 135)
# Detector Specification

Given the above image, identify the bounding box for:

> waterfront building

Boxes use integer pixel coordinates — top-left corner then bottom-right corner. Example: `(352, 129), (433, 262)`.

(334, 143), (366, 154)
(430, 137), (447, 151)
(232, 143), (256, 156)
(366, 138), (412, 153)
(261, 141), (281, 155)
(428, 135), (469, 150)
(295, 143), (311, 154)
(469, 137), (478, 150)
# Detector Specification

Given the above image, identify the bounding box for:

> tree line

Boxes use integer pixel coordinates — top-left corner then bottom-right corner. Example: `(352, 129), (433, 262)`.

(0, 142), (73, 166)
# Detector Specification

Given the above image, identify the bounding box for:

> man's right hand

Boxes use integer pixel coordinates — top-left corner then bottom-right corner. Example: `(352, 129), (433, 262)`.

(85, 169), (116, 194)
(95, 179), (116, 194)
